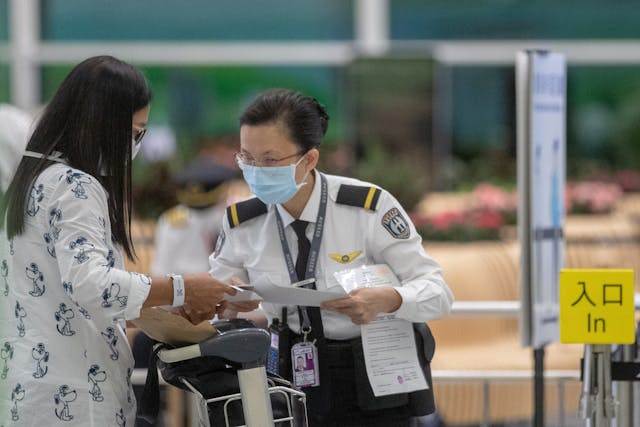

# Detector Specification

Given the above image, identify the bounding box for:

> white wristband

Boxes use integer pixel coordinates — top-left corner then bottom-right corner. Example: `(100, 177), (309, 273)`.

(169, 274), (185, 307)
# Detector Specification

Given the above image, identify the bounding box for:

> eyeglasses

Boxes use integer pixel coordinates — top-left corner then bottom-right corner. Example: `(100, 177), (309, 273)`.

(234, 150), (305, 167)
(133, 125), (147, 145)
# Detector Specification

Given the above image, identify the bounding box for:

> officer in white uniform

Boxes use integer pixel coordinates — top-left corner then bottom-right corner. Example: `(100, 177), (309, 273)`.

(214, 171), (452, 338)
(151, 158), (237, 276)
(209, 89), (454, 427)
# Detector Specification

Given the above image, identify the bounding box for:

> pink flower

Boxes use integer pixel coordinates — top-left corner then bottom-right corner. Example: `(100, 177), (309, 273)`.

(428, 211), (465, 230)
(469, 209), (504, 229)
(568, 181), (622, 214)
(471, 184), (511, 212)
(614, 169), (640, 192)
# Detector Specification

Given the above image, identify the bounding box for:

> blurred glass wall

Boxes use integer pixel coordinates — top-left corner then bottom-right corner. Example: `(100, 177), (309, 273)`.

(0, 0), (9, 103)
(4, 0), (640, 213)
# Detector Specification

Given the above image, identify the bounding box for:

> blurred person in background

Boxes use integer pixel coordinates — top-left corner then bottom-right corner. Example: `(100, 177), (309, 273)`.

(0, 104), (33, 194)
(151, 156), (238, 276)
(0, 55), (236, 426)
(210, 89), (453, 427)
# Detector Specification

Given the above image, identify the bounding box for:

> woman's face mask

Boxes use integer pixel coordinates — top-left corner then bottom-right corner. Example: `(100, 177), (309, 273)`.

(238, 155), (307, 204)
(131, 139), (141, 160)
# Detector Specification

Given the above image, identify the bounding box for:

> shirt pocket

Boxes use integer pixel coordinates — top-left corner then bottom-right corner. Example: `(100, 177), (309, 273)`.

(321, 250), (370, 291)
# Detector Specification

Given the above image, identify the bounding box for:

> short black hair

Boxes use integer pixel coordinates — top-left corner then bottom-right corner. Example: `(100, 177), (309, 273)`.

(1, 55), (152, 260)
(240, 89), (329, 152)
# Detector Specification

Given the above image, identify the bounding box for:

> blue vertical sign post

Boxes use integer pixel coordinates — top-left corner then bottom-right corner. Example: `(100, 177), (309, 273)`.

(517, 50), (566, 427)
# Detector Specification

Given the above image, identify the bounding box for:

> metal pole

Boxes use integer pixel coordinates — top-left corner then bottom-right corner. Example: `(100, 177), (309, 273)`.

(9, 0), (40, 111)
(594, 347), (604, 426)
(615, 345), (633, 427)
(534, 346), (545, 427)
(354, 0), (389, 57)
(580, 345), (594, 424)
(634, 381), (640, 427)
(558, 379), (565, 427)
(482, 379), (490, 427)
(601, 346), (615, 426)
(237, 367), (274, 427)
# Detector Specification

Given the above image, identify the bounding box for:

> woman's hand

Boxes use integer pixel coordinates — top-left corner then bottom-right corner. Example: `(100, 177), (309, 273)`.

(217, 277), (261, 318)
(224, 300), (261, 313)
(183, 273), (236, 316)
(170, 305), (213, 325)
(321, 287), (402, 324)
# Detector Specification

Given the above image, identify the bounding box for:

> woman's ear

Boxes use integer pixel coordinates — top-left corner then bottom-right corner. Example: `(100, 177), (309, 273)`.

(304, 148), (320, 170)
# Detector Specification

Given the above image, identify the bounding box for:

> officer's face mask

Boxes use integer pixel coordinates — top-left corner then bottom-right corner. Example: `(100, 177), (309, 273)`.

(238, 155), (308, 204)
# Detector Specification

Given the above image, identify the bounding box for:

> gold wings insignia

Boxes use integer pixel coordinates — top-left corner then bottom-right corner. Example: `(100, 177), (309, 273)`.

(329, 250), (362, 264)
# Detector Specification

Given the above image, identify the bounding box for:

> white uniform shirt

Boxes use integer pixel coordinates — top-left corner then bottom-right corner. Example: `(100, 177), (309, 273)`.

(209, 171), (454, 340)
(0, 163), (151, 426)
(151, 204), (225, 275)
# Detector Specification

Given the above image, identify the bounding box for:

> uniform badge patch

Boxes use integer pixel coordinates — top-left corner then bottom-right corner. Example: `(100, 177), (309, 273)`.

(329, 250), (362, 264)
(213, 230), (225, 258)
(381, 208), (410, 239)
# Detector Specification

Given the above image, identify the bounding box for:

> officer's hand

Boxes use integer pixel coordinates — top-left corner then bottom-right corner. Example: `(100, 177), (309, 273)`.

(183, 273), (236, 315)
(321, 287), (402, 324)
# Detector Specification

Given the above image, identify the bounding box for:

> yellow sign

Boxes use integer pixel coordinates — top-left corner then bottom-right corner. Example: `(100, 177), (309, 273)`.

(560, 269), (635, 344)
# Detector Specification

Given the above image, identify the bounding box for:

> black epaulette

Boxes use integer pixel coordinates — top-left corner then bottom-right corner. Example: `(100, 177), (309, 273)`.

(226, 197), (268, 228)
(336, 184), (382, 211)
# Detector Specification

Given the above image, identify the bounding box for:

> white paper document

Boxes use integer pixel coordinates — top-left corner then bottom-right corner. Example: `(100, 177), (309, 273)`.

(361, 315), (428, 396)
(225, 281), (347, 306)
(255, 281), (346, 306)
(225, 288), (263, 302)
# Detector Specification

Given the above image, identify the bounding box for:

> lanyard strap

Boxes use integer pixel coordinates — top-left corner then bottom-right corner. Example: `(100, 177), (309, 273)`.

(23, 150), (68, 164)
(275, 172), (328, 282)
(275, 173), (328, 336)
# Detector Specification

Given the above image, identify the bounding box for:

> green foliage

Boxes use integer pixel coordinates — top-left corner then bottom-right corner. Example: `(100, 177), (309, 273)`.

(355, 144), (429, 211)
(348, 58), (434, 210)
(0, 65), (9, 103)
(612, 89), (640, 170)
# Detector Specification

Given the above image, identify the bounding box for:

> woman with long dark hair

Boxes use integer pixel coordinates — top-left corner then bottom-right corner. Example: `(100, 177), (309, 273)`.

(0, 56), (234, 425)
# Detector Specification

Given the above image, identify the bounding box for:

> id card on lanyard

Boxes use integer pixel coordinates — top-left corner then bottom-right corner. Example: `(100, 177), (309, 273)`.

(292, 341), (320, 387)
(275, 172), (328, 387)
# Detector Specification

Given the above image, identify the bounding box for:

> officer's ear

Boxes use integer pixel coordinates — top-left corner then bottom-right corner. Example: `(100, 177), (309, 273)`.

(302, 148), (319, 171)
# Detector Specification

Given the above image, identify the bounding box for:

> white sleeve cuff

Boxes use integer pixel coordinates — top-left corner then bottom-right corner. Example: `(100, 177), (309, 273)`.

(391, 285), (418, 319)
(124, 276), (152, 320)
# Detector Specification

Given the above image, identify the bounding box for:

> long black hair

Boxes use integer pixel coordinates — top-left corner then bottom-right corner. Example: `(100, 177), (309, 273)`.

(239, 89), (329, 151)
(0, 55), (152, 260)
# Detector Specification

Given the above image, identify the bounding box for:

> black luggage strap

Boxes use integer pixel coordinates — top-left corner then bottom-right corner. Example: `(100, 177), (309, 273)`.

(137, 343), (165, 423)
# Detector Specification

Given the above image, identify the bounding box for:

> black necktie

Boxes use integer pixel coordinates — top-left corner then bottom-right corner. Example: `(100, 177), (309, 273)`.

(291, 220), (324, 338)
(291, 220), (311, 282)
